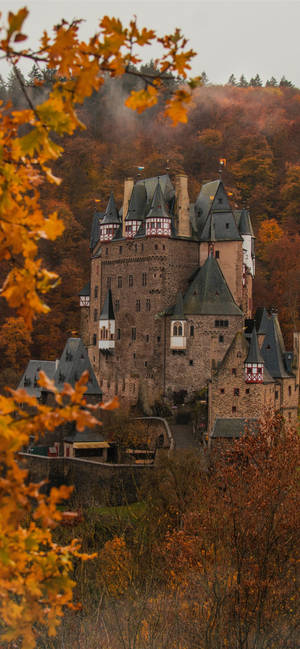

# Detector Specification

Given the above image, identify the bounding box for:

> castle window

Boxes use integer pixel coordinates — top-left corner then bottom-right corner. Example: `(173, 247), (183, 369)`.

(119, 246), (122, 254)
(133, 352), (136, 359)
(220, 388), (225, 394)
(141, 243), (144, 252)
(224, 320), (228, 327)
(146, 334), (149, 343)
(232, 368), (237, 376)
(173, 325), (178, 336)
(189, 360), (193, 366)
(105, 247), (108, 255)
(115, 299), (119, 312)
(246, 388), (250, 394)
(117, 276), (122, 288)
(234, 388), (240, 396)
(136, 300), (140, 312)
(219, 335), (224, 343)
(132, 328), (136, 341)
(146, 299), (151, 311)
(157, 336), (161, 343)
(117, 329), (120, 340)
(232, 406), (236, 413)
(93, 334), (96, 346)
(144, 361), (148, 367)
(129, 275), (133, 287)
(94, 286), (98, 298)
(94, 309), (97, 322)
(215, 320), (220, 327)
(190, 325), (194, 337)
(226, 223), (229, 229)
(107, 277), (111, 288)
(163, 244), (165, 250)
(275, 390), (278, 399)
(155, 244), (158, 250)
(288, 412), (291, 421)
(215, 250), (220, 259)
(142, 272), (147, 286)
(157, 222), (161, 228)
(288, 386), (292, 396)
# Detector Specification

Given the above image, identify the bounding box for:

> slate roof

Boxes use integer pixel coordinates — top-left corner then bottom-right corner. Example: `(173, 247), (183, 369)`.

(255, 307), (270, 334)
(18, 360), (57, 397)
(261, 313), (291, 378)
(78, 282), (90, 297)
(90, 211), (103, 249)
(245, 327), (265, 364)
(146, 180), (171, 220)
(101, 193), (121, 225)
(200, 209), (242, 242)
(100, 289), (115, 320)
(177, 254), (243, 316)
(64, 427), (106, 443)
(238, 208), (254, 236)
(54, 338), (102, 396)
(136, 174), (174, 205)
(211, 417), (259, 439)
(173, 292), (185, 319)
(125, 183), (147, 221)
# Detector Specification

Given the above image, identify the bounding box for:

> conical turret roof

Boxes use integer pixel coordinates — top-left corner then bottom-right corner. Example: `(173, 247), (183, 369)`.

(245, 327), (264, 364)
(100, 289), (115, 320)
(101, 193), (120, 225)
(239, 208), (254, 236)
(181, 254), (243, 315)
(146, 180), (171, 220)
(125, 183), (147, 221)
(261, 313), (290, 378)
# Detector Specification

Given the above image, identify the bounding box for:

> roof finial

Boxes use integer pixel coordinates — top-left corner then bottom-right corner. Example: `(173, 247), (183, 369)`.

(218, 157), (226, 178)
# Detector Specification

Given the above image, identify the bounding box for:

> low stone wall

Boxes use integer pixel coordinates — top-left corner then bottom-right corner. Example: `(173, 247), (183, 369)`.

(19, 454), (152, 506)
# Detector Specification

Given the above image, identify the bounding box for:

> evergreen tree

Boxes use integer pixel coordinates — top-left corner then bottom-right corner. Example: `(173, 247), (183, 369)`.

(279, 75), (294, 87)
(0, 74), (7, 102)
(250, 74), (262, 87)
(27, 63), (43, 85)
(266, 76), (278, 87)
(238, 74), (248, 87)
(227, 73), (236, 86)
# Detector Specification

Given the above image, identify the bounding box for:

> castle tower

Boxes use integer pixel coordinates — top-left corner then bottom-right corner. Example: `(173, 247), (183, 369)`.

(125, 182), (147, 238)
(244, 327), (264, 383)
(122, 177), (134, 236)
(99, 193), (121, 242)
(79, 282), (90, 347)
(145, 180), (172, 237)
(175, 173), (191, 238)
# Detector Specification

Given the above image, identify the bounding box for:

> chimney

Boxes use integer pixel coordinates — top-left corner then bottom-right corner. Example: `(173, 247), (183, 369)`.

(175, 174), (190, 238)
(122, 177), (134, 236)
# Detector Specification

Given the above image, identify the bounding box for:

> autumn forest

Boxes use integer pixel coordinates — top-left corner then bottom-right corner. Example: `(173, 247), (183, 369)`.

(0, 67), (300, 389)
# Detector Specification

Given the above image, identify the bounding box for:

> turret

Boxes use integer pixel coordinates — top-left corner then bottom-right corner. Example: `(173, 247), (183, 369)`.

(99, 193), (121, 242)
(244, 327), (264, 383)
(145, 180), (171, 238)
(99, 289), (115, 351)
(239, 208), (255, 277)
(125, 183), (147, 238)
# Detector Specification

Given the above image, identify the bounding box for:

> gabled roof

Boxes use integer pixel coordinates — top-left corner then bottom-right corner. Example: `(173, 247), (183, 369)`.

(136, 174), (174, 205)
(261, 313), (291, 378)
(194, 180), (232, 233)
(125, 183), (147, 221)
(54, 338), (102, 396)
(245, 327), (265, 364)
(90, 211), (103, 249)
(18, 360), (57, 397)
(200, 208), (242, 242)
(145, 180), (171, 220)
(238, 208), (254, 236)
(211, 418), (259, 439)
(101, 193), (120, 225)
(181, 254), (243, 316)
(78, 281), (90, 297)
(100, 289), (115, 320)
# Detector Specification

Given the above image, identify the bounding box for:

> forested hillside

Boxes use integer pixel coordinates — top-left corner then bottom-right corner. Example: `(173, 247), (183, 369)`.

(1, 68), (299, 385)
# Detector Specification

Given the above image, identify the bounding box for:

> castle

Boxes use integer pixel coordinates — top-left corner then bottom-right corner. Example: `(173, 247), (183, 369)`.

(79, 172), (300, 441)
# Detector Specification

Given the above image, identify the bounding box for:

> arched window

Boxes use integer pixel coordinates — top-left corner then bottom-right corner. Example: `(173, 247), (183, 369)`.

(173, 324), (178, 336)
(178, 324), (183, 336)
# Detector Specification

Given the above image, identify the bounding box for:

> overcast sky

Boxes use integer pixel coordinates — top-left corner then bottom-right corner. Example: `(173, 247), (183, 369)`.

(1, 0), (300, 86)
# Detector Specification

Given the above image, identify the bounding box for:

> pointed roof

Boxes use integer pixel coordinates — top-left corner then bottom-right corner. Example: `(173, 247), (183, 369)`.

(145, 180), (171, 220)
(261, 313), (291, 378)
(200, 207), (242, 242)
(136, 174), (174, 205)
(78, 281), (90, 297)
(245, 327), (265, 364)
(18, 360), (57, 397)
(172, 292), (185, 319)
(239, 208), (254, 236)
(54, 338), (102, 395)
(181, 254), (243, 316)
(255, 307), (270, 335)
(100, 289), (115, 320)
(101, 193), (120, 225)
(125, 183), (147, 221)
(90, 211), (103, 249)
